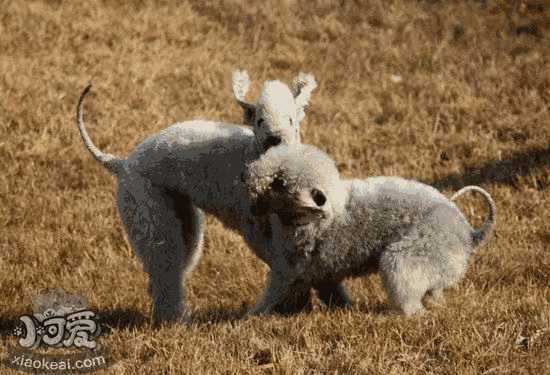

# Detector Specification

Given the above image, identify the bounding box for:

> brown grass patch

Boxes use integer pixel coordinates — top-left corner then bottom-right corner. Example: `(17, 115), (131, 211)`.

(1, 0), (550, 373)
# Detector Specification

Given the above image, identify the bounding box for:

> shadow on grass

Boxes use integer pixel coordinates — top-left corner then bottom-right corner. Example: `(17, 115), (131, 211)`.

(0, 313), (24, 338)
(429, 145), (550, 190)
(0, 306), (243, 336)
(190, 305), (248, 326)
(0, 308), (150, 347)
(351, 301), (392, 315)
(2, 148), (543, 336)
(0, 308), (150, 337)
(98, 307), (149, 332)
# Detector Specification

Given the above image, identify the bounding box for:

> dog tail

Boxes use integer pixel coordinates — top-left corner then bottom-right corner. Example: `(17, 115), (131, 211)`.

(76, 84), (125, 174)
(451, 186), (496, 248)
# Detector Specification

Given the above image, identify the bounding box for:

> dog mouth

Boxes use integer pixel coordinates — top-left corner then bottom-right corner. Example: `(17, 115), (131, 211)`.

(263, 136), (282, 150)
(277, 206), (326, 226)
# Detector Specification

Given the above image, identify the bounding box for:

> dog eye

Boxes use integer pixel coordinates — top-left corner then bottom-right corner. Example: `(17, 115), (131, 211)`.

(311, 189), (327, 207)
(271, 177), (286, 192)
(257, 118), (265, 127)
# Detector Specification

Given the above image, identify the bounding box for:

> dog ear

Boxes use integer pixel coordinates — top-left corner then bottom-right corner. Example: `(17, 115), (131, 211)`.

(291, 72), (317, 122)
(238, 101), (256, 126)
(240, 168), (269, 200)
(241, 168), (273, 217)
(232, 70), (257, 126)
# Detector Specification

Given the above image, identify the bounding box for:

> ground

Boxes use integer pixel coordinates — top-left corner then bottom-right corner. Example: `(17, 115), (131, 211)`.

(1, 0), (549, 373)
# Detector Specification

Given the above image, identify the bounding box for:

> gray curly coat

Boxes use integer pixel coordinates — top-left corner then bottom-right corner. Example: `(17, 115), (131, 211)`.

(243, 144), (496, 315)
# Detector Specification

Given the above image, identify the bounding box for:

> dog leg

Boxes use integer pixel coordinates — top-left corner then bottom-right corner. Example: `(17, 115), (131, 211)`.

(242, 218), (315, 314)
(165, 189), (205, 278)
(379, 248), (428, 316)
(272, 284), (313, 315)
(381, 204), (471, 315)
(117, 174), (203, 325)
(247, 268), (300, 316)
(315, 282), (353, 308)
(382, 271), (425, 316)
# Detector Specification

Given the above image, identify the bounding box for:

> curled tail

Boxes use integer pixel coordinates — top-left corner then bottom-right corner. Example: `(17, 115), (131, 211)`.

(76, 84), (124, 174)
(451, 186), (496, 248)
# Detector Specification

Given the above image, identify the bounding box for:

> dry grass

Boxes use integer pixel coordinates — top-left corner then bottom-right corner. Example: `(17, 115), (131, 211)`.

(1, 0), (550, 373)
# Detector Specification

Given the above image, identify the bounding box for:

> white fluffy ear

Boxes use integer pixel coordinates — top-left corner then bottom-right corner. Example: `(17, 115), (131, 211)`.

(232, 70), (256, 125)
(232, 70), (250, 102)
(292, 72), (317, 109)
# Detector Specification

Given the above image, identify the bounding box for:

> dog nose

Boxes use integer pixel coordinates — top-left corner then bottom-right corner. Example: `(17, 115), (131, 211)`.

(264, 136), (282, 149)
(311, 189), (327, 207)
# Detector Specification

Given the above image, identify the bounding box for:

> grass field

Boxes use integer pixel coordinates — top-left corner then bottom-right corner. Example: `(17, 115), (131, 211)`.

(1, 0), (550, 373)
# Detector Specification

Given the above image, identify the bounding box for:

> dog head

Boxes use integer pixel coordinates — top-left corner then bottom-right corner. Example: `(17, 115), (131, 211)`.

(242, 144), (346, 226)
(232, 70), (317, 153)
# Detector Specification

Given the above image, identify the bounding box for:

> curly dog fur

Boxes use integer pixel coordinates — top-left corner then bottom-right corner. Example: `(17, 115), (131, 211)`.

(243, 144), (496, 315)
(75, 73), (349, 323)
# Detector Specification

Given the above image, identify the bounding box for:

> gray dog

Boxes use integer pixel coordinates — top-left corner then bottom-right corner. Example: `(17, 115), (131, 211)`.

(243, 144), (496, 315)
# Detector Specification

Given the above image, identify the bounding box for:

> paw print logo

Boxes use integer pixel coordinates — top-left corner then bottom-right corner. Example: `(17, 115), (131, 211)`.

(13, 326), (24, 337)
(36, 325), (46, 337)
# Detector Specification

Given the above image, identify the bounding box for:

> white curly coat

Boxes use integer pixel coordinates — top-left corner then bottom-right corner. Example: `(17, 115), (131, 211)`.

(74, 72), (348, 324)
